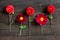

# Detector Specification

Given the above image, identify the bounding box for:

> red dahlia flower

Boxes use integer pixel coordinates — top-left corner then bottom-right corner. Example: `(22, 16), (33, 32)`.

(35, 14), (48, 26)
(6, 5), (14, 14)
(47, 5), (55, 14)
(16, 14), (26, 24)
(26, 6), (35, 16)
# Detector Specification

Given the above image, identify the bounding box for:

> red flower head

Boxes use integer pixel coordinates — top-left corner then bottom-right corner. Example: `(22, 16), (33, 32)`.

(16, 14), (26, 24)
(6, 5), (14, 14)
(26, 6), (35, 16)
(47, 5), (55, 14)
(35, 14), (48, 26)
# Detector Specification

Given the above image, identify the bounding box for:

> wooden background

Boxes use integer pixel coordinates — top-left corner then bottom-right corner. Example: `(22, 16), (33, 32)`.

(0, 0), (60, 40)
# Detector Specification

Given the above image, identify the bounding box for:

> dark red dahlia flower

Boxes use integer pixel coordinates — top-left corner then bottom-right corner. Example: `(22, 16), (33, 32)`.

(6, 5), (14, 14)
(26, 6), (35, 16)
(47, 5), (55, 14)
(16, 14), (26, 24)
(35, 14), (48, 26)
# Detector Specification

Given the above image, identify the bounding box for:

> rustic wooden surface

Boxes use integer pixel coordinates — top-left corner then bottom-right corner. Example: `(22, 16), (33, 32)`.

(0, 0), (60, 40)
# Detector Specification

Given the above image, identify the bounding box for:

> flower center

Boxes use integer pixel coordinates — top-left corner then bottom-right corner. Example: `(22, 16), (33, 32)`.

(29, 10), (32, 13)
(20, 17), (24, 21)
(40, 17), (44, 21)
(50, 7), (53, 10)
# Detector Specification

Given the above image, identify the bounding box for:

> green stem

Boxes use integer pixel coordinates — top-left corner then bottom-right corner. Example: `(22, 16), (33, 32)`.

(19, 23), (22, 36)
(40, 26), (43, 34)
(9, 12), (14, 32)
(9, 14), (12, 32)
(19, 29), (22, 36)
(29, 16), (31, 36)
(50, 15), (53, 34)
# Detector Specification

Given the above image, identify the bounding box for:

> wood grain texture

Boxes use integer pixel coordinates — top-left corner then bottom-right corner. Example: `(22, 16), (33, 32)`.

(0, 0), (60, 40)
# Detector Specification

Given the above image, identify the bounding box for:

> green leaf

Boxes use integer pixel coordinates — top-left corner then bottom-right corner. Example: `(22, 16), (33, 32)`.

(19, 25), (27, 30)
(20, 25), (23, 29)
(49, 15), (53, 20)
